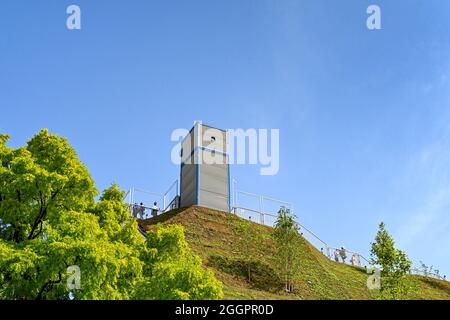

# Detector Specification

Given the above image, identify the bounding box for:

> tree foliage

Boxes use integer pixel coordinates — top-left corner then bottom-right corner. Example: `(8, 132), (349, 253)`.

(272, 207), (301, 293)
(0, 130), (222, 300)
(370, 222), (413, 300)
(0, 129), (96, 243)
(134, 225), (223, 300)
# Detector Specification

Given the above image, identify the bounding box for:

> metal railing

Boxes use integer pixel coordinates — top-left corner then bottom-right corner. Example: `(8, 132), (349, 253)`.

(232, 204), (370, 268)
(124, 180), (180, 218)
(232, 206), (278, 225)
(232, 185), (293, 227)
(410, 268), (446, 281)
(163, 180), (179, 212)
(232, 201), (446, 277)
(297, 222), (331, 260)
(165, 195), (180, 212)
(327, 246), (371, 268)
(130, 203), (162, 220)
(230, 180), (371, 269)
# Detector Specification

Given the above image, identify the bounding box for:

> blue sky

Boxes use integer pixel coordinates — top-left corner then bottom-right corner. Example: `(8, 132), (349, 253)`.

(1, 1), (450, 277)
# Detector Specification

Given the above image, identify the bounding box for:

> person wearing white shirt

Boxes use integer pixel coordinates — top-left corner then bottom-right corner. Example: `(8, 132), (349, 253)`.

(151, 202), (159, 218)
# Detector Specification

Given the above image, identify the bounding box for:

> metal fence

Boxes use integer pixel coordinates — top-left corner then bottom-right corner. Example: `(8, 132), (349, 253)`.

(232, 186), (293, 227)
(410, 268), (446, 281)
(231, 181), (371, 269)
(231, 188), (449, 277)
(124, 180), (179, 219)
(163, 180), (179, 212)
(130, 203), (158, 220)
(232, 206), (277, 225)
(327, 246), (371, 268)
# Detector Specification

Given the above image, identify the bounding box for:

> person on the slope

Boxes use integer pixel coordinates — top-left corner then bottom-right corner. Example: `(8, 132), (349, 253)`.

(138, 202), (145, 219)
(339, 247), (347, 263)
(151, 202), (159, 218)
(334, 249), (340, 262)
(132, 203), (140, 218)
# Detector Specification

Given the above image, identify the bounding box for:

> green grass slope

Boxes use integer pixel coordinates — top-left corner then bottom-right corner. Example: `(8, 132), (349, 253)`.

(139, 206), (450, 300)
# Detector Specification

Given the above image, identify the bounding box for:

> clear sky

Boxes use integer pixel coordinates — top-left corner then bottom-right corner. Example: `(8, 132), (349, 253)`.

(1, 1), (450, 277)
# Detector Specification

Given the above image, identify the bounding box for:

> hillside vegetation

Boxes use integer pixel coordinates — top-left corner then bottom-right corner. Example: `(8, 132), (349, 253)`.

(140, 206), (450, 300)
(0, 130), (222, 300)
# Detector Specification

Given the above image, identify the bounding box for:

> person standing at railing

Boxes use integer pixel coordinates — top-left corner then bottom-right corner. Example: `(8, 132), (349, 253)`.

(350, 253), (360, 266)
(334, 249), (340, 262)
(132, 203), (140, 218)
(339, 247), (347, 263)
(151, 202), (159, 218)
(138, 202), (145, 219)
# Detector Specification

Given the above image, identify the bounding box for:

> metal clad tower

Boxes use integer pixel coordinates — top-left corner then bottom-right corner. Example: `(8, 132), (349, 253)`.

(180, 123), (230, 211)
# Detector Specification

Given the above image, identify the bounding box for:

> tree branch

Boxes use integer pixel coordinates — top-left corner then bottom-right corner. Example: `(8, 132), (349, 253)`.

(36, 272), (62, 300)
(28, 206), (46, 240)
(28, 185), (62, 240)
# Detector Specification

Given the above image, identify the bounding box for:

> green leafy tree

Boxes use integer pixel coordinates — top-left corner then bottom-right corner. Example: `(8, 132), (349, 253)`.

(0, 129), (96, 243)
(134, 224), (223, 299)
(272, 207), (301, 293)
(0, 130), (222, 300)
(370, 222), (413, 300)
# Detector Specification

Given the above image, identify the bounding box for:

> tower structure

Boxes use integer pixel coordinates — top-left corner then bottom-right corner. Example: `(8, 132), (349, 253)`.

(179, 122), (230, 212)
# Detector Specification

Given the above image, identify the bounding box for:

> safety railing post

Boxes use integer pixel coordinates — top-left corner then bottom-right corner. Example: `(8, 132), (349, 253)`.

(259, 196), (263, 224)
(130, 188), (134, 216)
(232, 179), (237, 209)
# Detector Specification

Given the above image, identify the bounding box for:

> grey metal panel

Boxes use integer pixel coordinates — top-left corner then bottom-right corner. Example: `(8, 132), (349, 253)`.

(202, 151), (228, 165)
(180, 164), (197, 207)
(199, 162), (229, 211)
(181, 186), (196, 207)
(181, 130), (196, 164)
(199, 163), (228, 195)
(199, 190), (229, 211)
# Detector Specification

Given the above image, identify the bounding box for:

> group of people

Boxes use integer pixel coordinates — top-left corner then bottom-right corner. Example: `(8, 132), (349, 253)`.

(132, 202), (159, 219)
(334, 247), (347, 263)
(333, 247), (360, 266)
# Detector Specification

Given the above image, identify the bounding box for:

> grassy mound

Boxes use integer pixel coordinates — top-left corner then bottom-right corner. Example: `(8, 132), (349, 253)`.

(139, 206), (450, 300)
